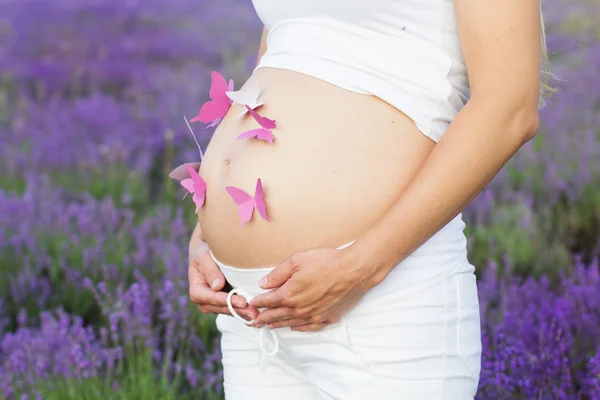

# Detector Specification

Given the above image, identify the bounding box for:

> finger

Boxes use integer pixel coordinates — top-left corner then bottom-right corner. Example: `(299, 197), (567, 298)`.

(290, 322), (327, 332)
(203, 303), (258, 318)
(189, 280), (248, 309)
(267, 318), (310, 329)
(188, 262), (220, 305)
(252, 307), (295, 326)
(248, 286), (287, 309)
(242, 305), (260, 320)
(188, 258), (252, 311)
(199, 305), (257, 321)
(227, 304), (260, 320)
(195, 251), (231, 294)
(258, 257), (297, 289)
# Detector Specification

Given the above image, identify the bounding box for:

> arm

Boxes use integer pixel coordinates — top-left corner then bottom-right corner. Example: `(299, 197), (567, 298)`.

(345, 0), (542, 286)
(256, 27), (268, 66)
(247, 0), (542, 331)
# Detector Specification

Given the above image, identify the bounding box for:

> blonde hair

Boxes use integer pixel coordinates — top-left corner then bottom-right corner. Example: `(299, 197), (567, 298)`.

(539, 8), (557, 108)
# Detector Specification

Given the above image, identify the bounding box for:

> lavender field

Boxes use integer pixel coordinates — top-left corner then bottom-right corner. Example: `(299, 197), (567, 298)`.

(0, 1), (599, 399)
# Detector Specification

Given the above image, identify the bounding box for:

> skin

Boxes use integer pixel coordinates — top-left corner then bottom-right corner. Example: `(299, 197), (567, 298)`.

(190, 0), (541, 331)
(186, 29), (270, 322)
(188, 222), (260, 320)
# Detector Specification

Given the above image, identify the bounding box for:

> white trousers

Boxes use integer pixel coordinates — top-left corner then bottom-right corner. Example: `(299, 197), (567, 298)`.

(212, 259), (481, 399)
(212, 214), (482, 399)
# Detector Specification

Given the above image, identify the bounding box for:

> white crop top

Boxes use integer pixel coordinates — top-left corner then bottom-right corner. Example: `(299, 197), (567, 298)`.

(251, 0), (470, 142)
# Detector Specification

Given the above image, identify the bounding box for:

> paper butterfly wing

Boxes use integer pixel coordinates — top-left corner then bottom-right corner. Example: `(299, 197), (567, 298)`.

(225, 185), (253, 205)
(255, 129), (275, 144)
(180, 178), (195, 193)
(194, 179), (207, 207)
(236, 128), (274, 144)
(209, 71), (229, 102)
(226, 81), (261, 106)
(191, 192), (205, 212)
(191, 180), (206, 208)
(191, 72), (233, 123)
(254, 178), (270, 221)
(185, 163), (204, 187)
(168, 162), (201, 181)
(205, 118), (222, 129)
(225, 186), (255, 224)
(184, 163), (206, 210)
(246, 106), (276, 129)
(196, 101), (228, 123)
(236, 128), (263, 140)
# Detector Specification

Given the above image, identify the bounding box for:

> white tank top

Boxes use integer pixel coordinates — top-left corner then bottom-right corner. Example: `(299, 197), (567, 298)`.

(252, 0), (470, 142)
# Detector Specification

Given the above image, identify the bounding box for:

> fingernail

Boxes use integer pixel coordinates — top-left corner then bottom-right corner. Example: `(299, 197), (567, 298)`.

(234, 298), (247, 308)
(268, 324), (275, 329)
(259, 276), (267, 287)
(210, 278), (221, 289)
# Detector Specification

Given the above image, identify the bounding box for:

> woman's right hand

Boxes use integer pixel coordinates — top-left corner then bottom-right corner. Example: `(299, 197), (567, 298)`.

(188, 223), (259, 321)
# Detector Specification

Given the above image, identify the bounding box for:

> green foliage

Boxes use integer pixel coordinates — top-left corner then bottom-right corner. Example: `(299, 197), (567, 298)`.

(3, 349), (223, 400)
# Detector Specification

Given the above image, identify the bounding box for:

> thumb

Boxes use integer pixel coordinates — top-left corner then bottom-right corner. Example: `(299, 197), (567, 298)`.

(259, 258), (296, 289)
(196, 252), (226, 292)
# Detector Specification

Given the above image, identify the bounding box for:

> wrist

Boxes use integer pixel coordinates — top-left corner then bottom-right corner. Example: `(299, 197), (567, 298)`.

(188, 222), (208, 263)
(189, 240), (209, 264)
(340, 239), (392, 293)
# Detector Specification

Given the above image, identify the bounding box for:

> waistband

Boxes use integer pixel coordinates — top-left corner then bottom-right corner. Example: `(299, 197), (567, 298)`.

(209, 240), (355, 298)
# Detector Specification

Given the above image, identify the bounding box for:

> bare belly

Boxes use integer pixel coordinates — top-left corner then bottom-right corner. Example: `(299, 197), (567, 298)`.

(197, 67), (435, 268)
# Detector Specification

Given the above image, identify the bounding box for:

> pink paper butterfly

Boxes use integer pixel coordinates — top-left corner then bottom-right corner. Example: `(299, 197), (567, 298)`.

(190, 71), (234, 128)
(236, 105), (277, 144)
(225, 178), (270, 226)
(180, 163), (207, 213)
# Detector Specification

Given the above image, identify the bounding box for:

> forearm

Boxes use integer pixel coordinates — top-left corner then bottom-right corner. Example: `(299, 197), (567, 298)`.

(256, 27), (268, 66)
(347, 97), (538, 286)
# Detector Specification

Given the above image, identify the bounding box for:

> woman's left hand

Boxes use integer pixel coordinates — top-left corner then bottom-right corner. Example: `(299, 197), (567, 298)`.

(248, 245), (379, 332)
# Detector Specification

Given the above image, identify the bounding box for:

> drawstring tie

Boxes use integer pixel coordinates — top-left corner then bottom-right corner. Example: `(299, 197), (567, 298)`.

(221, 240), (356, 370)
(226, 288), (279, 370)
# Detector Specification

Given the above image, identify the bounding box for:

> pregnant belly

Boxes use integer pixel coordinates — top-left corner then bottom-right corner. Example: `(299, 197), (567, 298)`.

(197, 67), (435, 268)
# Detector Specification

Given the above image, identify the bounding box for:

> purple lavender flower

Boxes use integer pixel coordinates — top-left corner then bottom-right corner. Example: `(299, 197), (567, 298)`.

(1, 0), (599, 399)
(584, 348), (600, 399)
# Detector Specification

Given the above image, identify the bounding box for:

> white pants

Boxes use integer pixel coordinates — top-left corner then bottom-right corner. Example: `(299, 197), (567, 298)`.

(213, 215), (482, 399)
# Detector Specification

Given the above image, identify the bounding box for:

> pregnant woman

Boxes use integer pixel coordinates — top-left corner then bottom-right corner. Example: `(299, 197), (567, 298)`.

(183, 0), (549, 398)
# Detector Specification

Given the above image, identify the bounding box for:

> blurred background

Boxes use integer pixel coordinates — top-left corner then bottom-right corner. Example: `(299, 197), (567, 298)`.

(0, 0), (599, 399)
